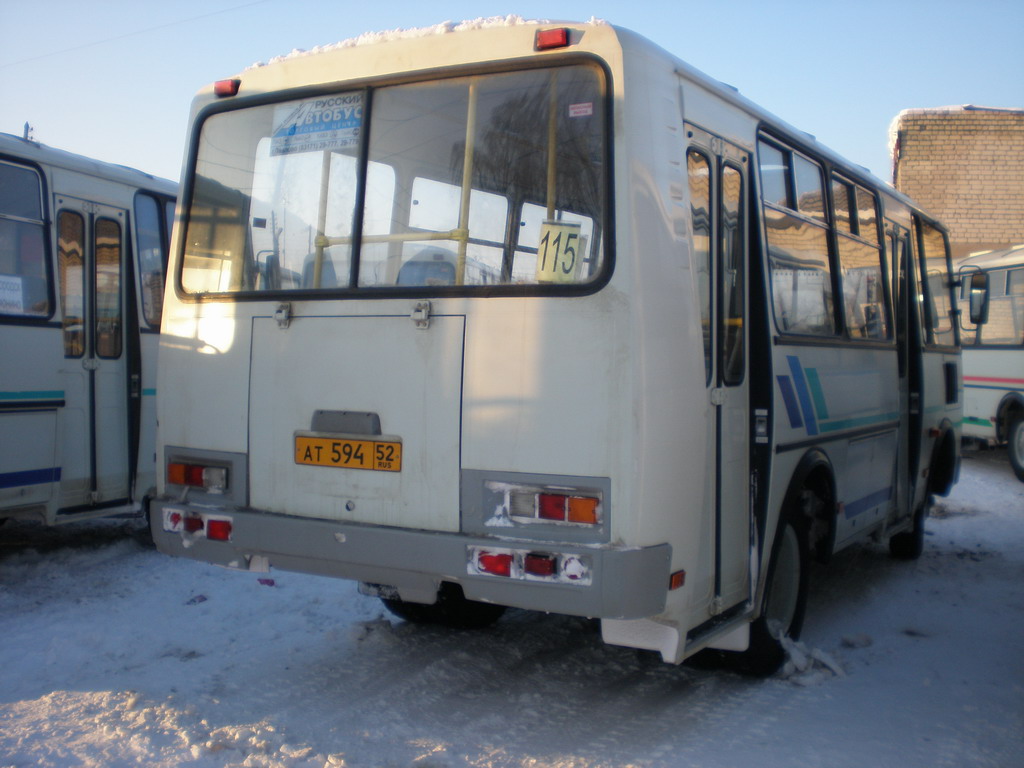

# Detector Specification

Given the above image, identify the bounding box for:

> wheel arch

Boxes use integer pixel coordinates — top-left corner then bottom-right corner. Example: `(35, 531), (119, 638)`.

(996, 393), (1024, 444)
(775, 448), (837, 567)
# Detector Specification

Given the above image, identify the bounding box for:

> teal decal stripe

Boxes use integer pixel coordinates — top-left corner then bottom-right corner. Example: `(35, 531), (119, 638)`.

(0, 390), (65, 401)
(818, 411), (901, 433)
(804, 368), (829, 420)
(964, 416), (993, 427)
(142, 388), (157, 397)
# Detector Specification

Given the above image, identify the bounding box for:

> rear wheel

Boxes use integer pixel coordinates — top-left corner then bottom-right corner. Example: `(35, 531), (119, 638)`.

(1008, 416), (1024, 483)
(381, 582), (506, 629)
(707, 509), (809, 677)
(889, 497), (929, 560)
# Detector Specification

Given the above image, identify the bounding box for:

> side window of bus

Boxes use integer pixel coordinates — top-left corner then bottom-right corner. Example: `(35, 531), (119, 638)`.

(135, 193), (165, 328)
(758, 139), (835, 336)
(58, 211), (85, 356)
(687, 149), (712, 383)
(0, 161), (49, 318)
(95, 218), (122, 359)
(917, 219), (955, 347)
(720, 164), (745, 384)
(832, 177), (889, 340)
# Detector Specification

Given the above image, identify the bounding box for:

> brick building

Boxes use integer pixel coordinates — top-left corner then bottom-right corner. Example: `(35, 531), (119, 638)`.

(890, 105), (1024, 260)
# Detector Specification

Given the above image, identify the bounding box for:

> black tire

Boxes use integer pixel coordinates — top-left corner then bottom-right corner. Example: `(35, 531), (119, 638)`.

(381, 582), (506, 629)
(701, 510), (810, 677)
(889, 499), (928, 560)
(1009, 416), (1024, 483)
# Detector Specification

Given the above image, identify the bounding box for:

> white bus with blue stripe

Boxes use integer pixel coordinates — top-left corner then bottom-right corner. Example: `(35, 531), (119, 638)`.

(151, 19), (960, 675)
(1, 132), (176, 525)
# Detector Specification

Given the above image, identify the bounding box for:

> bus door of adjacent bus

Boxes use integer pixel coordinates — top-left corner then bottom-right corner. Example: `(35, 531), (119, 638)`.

(55, 197), (131, 513)
(687, 127), (751, 612)
(889, 220), (924, 515)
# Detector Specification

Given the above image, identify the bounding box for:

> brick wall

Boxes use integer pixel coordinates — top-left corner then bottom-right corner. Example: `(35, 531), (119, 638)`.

(891, 106), (1024, 260)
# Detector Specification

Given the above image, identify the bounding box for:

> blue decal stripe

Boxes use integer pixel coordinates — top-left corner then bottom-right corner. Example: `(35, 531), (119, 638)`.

(0, 467), (62, 489)
(845, 486), (892, 518)
(786, 356), (818, 436)
(142, 388), (157, 397)
(777, 376), (804, 428)
(0, 390), (65, 401)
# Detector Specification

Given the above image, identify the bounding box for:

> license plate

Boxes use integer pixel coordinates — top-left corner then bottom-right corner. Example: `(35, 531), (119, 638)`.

(294, 435), (402, 472)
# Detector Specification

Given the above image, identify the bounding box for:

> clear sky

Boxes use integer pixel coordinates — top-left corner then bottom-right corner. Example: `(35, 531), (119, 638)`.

(2, 0), (1022, 185)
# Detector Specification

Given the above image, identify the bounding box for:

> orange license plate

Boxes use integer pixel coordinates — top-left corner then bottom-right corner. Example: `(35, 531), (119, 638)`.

(294, 435), (402, 472)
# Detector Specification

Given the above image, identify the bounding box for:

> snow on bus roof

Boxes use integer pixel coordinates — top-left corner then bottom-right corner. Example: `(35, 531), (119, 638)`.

(250, 16), (608, 70)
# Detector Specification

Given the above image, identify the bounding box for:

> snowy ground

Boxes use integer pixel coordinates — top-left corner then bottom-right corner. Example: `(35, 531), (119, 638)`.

(1, 447), (1022, 768)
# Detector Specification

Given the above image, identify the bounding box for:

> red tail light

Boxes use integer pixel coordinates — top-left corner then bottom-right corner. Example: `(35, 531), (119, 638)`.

(477, 551), (513, 577)
(538, 493), (567, 521)
(524, 553), (557, 577)
(206, 519), (232, 541)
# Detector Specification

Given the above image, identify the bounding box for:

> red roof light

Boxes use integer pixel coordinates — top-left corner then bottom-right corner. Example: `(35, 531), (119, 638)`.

(535, 27), (570, 51)
(214, 79), (241, 98)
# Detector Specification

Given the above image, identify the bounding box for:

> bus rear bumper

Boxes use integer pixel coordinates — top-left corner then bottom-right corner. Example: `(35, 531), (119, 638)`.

(151, 502), (672, 620)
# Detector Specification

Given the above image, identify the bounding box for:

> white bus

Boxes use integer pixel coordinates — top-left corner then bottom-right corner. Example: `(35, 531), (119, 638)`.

(1, 132), (177, 525)
(151, 20), (960, 674)
(957, 244), (1024, 480)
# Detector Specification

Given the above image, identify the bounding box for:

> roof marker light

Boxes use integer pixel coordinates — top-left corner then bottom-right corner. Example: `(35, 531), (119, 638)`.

(214, 78), (241, 98)
(535, 27), (570, 51)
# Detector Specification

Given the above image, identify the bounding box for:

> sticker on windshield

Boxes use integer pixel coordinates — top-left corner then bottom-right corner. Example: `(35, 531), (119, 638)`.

(0, 275), (24, 313)
(270, 93), (364, 156)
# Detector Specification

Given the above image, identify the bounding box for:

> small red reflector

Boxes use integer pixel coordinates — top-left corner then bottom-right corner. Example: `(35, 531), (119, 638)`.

(478, 552), (513, 577)
(669, 570), (686, 590)
(524, 553), (557, 577)
(538, 494), (566, 521)
(535, 27), (570, 51)
(214, 78), (241, 97)
(183, 515), (204, 534)
(206, 519), (232, 541)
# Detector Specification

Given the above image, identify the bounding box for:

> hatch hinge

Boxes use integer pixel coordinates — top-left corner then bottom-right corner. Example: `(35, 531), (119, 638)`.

(411, 300), (432, 330)
(274, 302), (292, 329)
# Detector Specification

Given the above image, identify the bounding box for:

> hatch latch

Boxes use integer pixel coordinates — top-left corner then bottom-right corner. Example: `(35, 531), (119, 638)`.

(411, 301), (432, 330)
(274, 302), (291, 329)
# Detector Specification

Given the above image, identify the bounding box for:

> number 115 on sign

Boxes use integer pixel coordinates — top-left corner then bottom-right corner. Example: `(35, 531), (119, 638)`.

(537, 220), (585, 283)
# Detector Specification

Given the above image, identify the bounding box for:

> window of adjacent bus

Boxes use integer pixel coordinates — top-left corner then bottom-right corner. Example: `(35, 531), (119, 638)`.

(181, 63), (607, 295)
(95, 218), (122, 358)
(135, 193), (165, 327)
(918, 220), (954, 347)
(0, 161), (49, 318)
(687, 150), (712, 383)
(58, 211), (85, 357)
(759, 140), (835, 336)
(969, 267), (1024, 346)
(833, 176), (888, 340)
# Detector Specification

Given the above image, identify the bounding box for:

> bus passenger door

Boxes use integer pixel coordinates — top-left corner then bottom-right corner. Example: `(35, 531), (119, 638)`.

(687, 129), (751, 613)
(55, 198), (131, 513)
(890, 223), (923, 515)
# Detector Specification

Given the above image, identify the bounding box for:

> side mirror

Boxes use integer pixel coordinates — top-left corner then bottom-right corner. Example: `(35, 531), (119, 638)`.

(968, 271), (989, 325)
